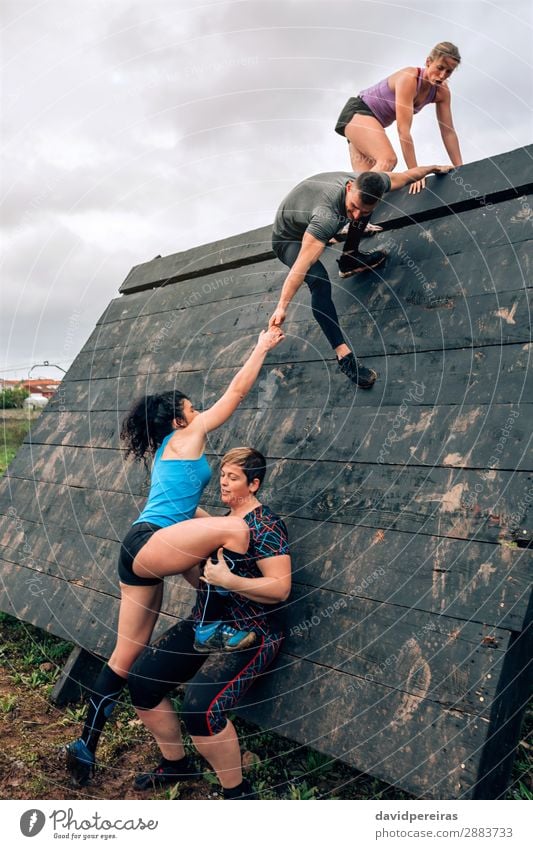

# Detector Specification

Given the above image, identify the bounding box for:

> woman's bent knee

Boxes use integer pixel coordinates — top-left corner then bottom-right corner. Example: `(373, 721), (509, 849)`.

(128, 659), (168, 711)
(182, 689), (225, 737)
(375, 156), (397, 171)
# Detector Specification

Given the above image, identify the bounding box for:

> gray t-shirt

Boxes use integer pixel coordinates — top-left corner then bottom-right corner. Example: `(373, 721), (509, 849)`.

(272, 171), (391, 244)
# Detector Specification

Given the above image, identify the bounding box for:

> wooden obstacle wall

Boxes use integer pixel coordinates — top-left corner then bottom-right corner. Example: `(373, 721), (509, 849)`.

(1, 145), (532, 799)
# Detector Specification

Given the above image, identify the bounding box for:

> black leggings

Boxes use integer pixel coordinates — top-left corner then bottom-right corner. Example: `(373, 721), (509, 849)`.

(128, 619), (282, 737)
(272, 239), (345, 349)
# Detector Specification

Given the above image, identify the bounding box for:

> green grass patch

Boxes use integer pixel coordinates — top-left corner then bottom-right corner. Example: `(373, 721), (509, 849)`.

(0, 411), (40, 476)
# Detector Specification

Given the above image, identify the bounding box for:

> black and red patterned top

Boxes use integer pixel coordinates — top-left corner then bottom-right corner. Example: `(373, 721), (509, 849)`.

(191, 505), (290, 638)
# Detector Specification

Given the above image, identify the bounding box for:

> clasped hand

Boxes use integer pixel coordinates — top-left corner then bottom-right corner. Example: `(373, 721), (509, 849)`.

(200, 547), (235, 590)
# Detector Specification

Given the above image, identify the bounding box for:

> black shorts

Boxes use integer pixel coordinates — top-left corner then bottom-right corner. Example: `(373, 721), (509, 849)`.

(117, 522), (163, 587)
(335, 96), (378, 136)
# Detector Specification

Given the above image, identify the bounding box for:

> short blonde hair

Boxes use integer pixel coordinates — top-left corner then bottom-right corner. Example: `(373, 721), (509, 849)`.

(221, 446), (266, 488)
(429, 41), (461, 64)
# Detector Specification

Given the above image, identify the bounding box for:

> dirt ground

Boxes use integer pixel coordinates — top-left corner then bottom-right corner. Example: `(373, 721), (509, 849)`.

(0, 661), (219, 801)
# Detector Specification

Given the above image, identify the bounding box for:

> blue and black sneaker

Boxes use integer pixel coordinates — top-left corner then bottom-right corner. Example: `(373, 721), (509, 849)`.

(65, 738), (95, 787)
(194, 621), (257, 653)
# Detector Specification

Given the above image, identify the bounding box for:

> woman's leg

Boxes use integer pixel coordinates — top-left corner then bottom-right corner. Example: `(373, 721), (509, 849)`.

(344, 114), (398, 172)
(191, 720), (242, 789)
(128, 619), (207, 789)
(132, 515), (249, 581)
(108, 581), (164, 675)
(182, 636), (282, 789)
(135, 696), (187, 761)
(66, 581), (163, 785)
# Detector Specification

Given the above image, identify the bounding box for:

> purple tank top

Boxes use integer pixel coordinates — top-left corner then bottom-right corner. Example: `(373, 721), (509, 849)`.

(359, 68), (437, 128)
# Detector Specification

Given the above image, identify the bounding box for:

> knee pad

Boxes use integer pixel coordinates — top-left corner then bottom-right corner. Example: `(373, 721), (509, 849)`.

(128, 664), (169, 712)
(181, 689), (227, 737)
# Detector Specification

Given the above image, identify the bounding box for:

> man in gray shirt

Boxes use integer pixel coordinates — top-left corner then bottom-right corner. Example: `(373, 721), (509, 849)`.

(269, 164), (451, 388)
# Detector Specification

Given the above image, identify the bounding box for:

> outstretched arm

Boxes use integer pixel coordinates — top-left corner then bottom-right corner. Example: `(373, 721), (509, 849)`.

(387, 163), (453, 192)
(193, 328), (284, 433)
(269, 231), (326, 328)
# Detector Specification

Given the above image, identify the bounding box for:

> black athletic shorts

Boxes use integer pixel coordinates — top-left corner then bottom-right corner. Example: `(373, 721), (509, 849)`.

(117, 522), (163, 587)
(335, 95), (378, 136)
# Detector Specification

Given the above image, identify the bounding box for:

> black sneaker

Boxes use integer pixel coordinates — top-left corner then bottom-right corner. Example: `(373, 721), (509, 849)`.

(337, 353), (377, 388)
(223, 778), (259, 799)
(134, 756), (197, 791)
(337, 249), (386, 278)
(65, 738), (95, 787)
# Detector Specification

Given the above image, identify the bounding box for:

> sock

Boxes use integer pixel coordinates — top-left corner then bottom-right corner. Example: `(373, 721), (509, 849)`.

(223, 778), (255, 799)
(341, 217), (368, 256)
(80, 664), (127, 754)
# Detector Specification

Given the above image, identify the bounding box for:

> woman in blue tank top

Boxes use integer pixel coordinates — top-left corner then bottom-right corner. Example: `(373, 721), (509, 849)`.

(64, 326), (284, 786)
(335, 41), (463, 196)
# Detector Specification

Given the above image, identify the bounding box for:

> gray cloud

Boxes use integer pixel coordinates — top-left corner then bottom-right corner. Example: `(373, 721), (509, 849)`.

(2, 0), (531, 378)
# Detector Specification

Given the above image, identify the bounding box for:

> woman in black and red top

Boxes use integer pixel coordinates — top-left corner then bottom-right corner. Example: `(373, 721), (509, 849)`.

(128, 447), (291, 800)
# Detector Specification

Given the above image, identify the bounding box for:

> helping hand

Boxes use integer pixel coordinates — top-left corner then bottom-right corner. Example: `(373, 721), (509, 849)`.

(268, 305), (287, 329)
(257, 325), (285, 352)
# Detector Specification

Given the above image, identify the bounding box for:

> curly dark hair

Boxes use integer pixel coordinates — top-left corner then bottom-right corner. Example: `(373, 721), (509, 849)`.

(120, 391), (189, 461)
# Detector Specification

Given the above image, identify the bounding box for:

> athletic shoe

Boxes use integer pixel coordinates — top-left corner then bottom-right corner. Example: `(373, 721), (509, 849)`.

(337, 353), (377, 389)
(337, 249), (386, 278)
(223, 778), (259, 799)
(194, 622), (257, 653)
(134, 757), (197, 791)
(65, 738), (95, 787)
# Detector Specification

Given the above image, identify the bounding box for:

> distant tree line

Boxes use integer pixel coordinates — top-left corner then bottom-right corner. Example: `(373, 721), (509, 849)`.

(0, 386), (30, 409)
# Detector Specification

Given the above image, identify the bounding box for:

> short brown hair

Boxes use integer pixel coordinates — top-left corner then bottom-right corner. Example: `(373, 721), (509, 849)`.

(221, 446), (267, 488)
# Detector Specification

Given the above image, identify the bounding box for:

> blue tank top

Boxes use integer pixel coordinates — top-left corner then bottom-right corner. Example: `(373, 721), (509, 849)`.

(133, 433), (212, 528)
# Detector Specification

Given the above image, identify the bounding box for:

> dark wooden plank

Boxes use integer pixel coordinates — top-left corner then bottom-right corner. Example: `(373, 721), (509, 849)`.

(28, 404), (532, 475)
(75, 210), (533, 355)
(1, 497), (530, 633)
(4, 442), (533, 545)
(103, 259), (283, 326)
(47, 342), (533, 413)
(99, 235), (531, 337)
(236, 653), (499, 799)
(56, 288), (533, 390)
(0, 546), (509, 718)
(372, 145), (533, 227)
(119, 225), (274, 294)
(117, 147), (532, 295)
(50, 647), (106, 706)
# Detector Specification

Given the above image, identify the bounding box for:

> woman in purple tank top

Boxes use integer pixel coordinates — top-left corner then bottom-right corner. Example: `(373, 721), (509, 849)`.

(335, 42), (463, 195)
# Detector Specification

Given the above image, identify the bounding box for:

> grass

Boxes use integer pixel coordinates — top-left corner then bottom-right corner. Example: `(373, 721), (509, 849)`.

(0, 409), (40, 476)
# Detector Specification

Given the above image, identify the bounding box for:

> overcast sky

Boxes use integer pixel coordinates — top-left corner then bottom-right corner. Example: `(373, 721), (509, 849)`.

(1, 0), (532, 380)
